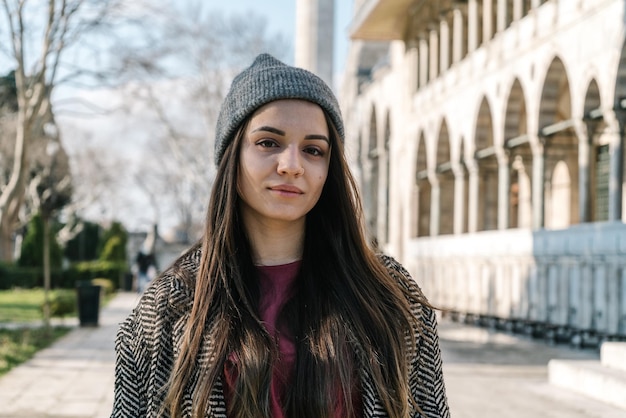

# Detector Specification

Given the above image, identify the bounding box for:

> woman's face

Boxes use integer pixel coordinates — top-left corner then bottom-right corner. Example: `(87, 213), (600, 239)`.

(238, 99), (331, 228)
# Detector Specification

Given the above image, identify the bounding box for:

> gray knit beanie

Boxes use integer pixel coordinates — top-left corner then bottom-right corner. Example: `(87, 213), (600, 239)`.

(214, 53), (344, 166)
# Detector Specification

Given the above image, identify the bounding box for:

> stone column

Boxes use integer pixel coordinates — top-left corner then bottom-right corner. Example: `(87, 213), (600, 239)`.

(453, 165), (466, 234)
(532, 140), (545, 229)
(411, 184), (420, 237)
(295, 0), (335, 87)
(452, 8), (464, 64)
(408, 46), (419, 92)
(362, 152), (374, 236)
(578, 120), (592, 222)
(498, 153), (510, 229)
(377, 142), (390, 242)
(419, 38), (429, 87)
(467, 159), (479, 233)
(430, 176), (441, 236)
(429, 28), (439, 81)
(531, 0), (541, 9)
(609, 116), (624, 221)
(513, 0), (523, 21)
(483, 0), (493, 43)
(440, 18), (450, 72)
(497, 0), (507, 32)
(468, 0), (478, 52)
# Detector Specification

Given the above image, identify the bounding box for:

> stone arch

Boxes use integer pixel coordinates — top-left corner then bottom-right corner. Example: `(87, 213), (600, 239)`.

(436, 119), (454, 235)
(504, 78), (532, 229)
(416, 131), (430, 237)
(538, 57), (572, 130)
(539, 56), (578, 228)
(612, 39), (626, 220)
(474, 96), (498, 231)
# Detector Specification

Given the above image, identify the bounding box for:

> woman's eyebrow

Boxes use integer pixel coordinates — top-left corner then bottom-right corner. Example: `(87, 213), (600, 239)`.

(251, 126), (285, 136)
(304, 134), (330, 143)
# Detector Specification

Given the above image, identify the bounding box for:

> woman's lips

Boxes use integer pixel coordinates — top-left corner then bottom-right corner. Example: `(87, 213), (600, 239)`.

(269, 184), (304, 195)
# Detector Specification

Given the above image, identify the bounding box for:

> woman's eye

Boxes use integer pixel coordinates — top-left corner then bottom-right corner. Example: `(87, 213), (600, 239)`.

(257, 139), (278, 148)
(304, 147), (324, 156)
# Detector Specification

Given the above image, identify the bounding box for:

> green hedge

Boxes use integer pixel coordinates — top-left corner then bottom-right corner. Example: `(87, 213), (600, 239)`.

(0, 263), (63, 290)
(18, 213), (63, 269)
(68, 261), (127, 290)
(43, 289), (77, 318)
(0, 261), (127, 290)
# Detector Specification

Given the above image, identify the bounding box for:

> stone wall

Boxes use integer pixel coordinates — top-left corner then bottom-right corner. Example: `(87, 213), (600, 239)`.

(409, 222), (626, 339)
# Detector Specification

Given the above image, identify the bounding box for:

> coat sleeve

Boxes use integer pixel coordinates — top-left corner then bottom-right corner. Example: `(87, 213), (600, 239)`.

(111, 313), (148, 418)
(380, 255), (451, 418)
(411, 305), (450, 418)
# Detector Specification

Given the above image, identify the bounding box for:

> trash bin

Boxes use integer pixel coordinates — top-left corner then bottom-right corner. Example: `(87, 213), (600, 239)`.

(76, 281), (101, 327)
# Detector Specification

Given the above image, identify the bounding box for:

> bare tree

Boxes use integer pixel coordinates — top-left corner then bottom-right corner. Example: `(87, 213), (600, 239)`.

(0, 0), (123, 261)
(1, 82), (71, 326)
(28, 139), (72, 329)
(2, 1), (291, 247)
(0, 79), (73, 261)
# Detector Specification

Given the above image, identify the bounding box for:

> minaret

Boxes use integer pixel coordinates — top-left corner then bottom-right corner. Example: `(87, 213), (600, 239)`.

(295, 0), (335, 88)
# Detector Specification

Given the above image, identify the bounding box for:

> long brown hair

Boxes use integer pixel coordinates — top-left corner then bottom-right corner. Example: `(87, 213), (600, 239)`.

(163, 112), (422, 417)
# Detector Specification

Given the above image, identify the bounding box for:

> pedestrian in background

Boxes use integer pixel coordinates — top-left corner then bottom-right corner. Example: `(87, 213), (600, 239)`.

(111, 53), (450, 418)
(133, 250), (155, 293)
(133, 224), (159, 293)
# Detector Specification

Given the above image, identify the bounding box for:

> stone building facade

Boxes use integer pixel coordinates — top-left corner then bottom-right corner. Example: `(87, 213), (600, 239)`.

(341, 0), (626, 341)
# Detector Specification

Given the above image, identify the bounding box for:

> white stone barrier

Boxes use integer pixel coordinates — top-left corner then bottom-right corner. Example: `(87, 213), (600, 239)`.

(410, 222), (626, 341)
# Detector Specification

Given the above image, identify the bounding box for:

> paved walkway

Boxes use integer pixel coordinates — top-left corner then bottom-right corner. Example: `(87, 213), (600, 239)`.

(0, 292), (625, 417)
(0, 292), (141, 418)
(440, 321), (626, 418)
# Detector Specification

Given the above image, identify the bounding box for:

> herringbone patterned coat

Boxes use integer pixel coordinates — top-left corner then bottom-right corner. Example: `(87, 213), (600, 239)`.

(111, 247), (450, 417)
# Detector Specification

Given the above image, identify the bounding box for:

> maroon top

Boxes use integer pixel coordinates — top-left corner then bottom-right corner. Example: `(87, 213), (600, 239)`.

(223, 260), (361, 417)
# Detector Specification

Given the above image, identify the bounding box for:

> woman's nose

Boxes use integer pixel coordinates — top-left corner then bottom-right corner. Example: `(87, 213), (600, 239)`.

(277, 146), (304, 176)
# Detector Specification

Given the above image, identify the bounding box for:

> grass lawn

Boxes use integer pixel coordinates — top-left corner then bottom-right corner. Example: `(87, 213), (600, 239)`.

(0, 287), (115, 377)
(0, 288), (76, 323)
(0, 326), (72, 377)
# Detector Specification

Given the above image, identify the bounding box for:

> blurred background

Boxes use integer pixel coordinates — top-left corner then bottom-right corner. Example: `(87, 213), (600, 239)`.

(1, 1), (626, 415)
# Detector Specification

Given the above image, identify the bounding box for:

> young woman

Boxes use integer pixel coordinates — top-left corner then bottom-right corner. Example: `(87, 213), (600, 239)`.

(111, 53), (450, 418)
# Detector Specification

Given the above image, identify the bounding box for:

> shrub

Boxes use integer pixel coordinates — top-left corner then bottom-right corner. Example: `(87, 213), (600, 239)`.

(0, 260), (128, 291)
(67, 260), (126, 290)
(98, 222), (128, 263)
(100, 235), (125, 263)
(18, 213), (63, 269)
(10, 267), (41, 288)
(42, 290), (76, 318)
(64, 220), (101, 262)
(0, 263), (42, 289)
(0, 262), (15, 290)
